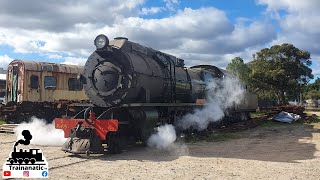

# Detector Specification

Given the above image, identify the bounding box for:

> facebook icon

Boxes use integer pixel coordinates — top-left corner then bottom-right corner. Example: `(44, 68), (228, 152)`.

(42, 171), (48, 177)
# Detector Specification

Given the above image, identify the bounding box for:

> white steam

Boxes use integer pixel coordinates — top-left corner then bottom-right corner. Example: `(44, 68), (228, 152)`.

(147, 124), (176, 150)
(178, 76), (245, 131)
(14, 117), (67, 146)
(147, 76), (245, 150)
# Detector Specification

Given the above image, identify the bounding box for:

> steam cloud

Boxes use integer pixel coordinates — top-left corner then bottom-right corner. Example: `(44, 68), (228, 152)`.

(14, 117), (67, 146)
(147, 124), (177, 150)
(177, 76), (245, 130)
(147, 76), (245, 150)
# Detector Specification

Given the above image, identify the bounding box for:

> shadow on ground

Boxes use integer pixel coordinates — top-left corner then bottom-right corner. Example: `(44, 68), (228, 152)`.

(71, 122), (320, 163)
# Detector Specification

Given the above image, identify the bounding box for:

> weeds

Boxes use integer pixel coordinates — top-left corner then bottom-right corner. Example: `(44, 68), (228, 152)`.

(185, 110), (318, 143)
(185, 131), (241, 143)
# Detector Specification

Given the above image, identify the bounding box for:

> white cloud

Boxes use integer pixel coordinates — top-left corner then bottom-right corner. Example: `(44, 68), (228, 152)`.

(46, 54), (63, 59)
(163, 0), (179, 11)
(103, 7), (275, 67)
(257, 0), (320, 13)
(118, 7), (234, 47)
(0, 54), (13, 69)
(257, 0), (320, 56)
(0, 0), (145, 31)
(0, 1), (282, 70)
(172, 21), (276, 55)
(140, 7), (164, 15)
(62, 56), (87, 66)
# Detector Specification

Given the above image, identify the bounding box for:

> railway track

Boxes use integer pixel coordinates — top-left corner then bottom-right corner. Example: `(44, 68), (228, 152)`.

(0, 124), (18, 134)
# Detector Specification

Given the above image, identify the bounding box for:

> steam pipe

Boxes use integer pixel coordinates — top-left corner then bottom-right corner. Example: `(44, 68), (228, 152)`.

(84, 107), (93, 126)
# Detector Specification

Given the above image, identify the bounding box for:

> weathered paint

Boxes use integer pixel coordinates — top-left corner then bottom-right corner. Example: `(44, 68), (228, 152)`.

(6, 60), (88, 103)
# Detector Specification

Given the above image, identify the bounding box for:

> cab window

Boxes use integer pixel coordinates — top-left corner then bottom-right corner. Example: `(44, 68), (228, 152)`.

(44, 76), (56, 89)
(30, 75), (39, 89)
(68, 78), (82, 91)
(202, 72), (215, 82)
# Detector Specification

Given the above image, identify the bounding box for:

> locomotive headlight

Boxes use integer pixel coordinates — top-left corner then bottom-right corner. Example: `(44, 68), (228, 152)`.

(94, 34), (109, 49)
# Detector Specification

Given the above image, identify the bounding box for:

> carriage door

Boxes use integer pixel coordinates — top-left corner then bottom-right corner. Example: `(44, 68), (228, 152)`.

(42, 72), (56, 102)
(10, 66), (19, 102)
(28, 72), (41, 102)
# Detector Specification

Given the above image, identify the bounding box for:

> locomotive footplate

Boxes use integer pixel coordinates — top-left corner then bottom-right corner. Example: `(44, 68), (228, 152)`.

(55, 109), (119, 155)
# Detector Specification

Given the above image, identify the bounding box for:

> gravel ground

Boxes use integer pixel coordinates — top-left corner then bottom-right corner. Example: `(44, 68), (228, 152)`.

(1, 121), (320, 180)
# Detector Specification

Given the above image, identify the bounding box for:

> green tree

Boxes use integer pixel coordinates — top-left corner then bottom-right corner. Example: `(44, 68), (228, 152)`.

(302, 78), (320, 100)
(226, 57), (251, 84)
(250, 43), (313, 105)
(304, 78), (320, 92)
(305, 90), (320, 100)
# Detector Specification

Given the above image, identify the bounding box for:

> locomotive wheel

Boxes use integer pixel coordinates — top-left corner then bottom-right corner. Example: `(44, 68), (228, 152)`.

(9, 159), (14, 164)
(108, 133), (122, 154)
(18, 158), (23, 164)
(30, 158), (36, 164)
(24, 158), (29, 164)
(88, 135), (104, 154)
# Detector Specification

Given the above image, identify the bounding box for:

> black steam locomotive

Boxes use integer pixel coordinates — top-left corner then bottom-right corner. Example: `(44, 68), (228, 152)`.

(7, 148), (43, 164)
(55, 34), (258, 155)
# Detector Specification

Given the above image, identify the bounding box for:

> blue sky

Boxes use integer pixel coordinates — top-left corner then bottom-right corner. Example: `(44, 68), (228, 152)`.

(0, 0), (319, 81)
(144, 0), (267, 21)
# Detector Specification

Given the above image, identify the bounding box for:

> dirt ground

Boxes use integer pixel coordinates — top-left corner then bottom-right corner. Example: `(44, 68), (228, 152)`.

(1, 117), (320, 179)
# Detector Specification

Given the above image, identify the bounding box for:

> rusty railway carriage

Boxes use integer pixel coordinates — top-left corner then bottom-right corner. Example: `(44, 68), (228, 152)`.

(55, 34), (258, 155)
(0, 72), (6, 104)
(0, 60), (88, 123)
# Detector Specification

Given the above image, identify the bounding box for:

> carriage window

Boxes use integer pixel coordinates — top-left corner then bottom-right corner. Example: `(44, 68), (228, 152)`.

(44, 76), (56, 89)
(68, 78), (82, 91)
(0, 80), (5, 86)
(30, 75), (39, 89)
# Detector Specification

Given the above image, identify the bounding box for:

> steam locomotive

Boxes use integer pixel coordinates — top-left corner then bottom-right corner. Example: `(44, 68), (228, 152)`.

(55, 34), (258, 155)
(7, 148), (44, 165)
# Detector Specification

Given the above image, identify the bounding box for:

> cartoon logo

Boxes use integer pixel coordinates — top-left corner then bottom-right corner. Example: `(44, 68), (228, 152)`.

(42, 171), (48, 177)
(23, 171), (29, 177)
(2, 130), (49, 179)
(3, 171), (10, 176)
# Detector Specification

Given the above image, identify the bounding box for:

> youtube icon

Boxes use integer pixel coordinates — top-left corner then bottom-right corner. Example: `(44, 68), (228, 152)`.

(3, 171), (11, 176)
